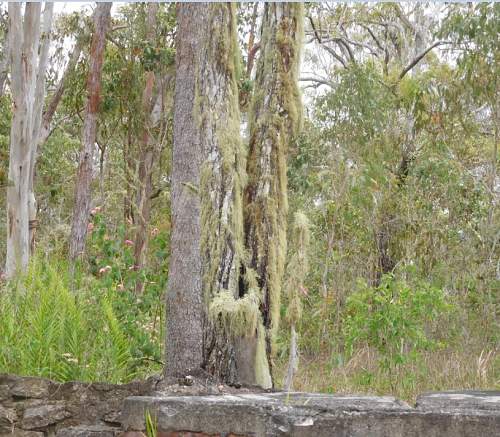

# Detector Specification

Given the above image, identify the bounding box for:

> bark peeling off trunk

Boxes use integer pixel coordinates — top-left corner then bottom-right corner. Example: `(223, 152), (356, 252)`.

(69, 3), (112, 262)
(243, 2), (303, 387)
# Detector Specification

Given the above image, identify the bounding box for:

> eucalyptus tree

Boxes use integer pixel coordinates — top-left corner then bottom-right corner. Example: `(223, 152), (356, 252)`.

(241, 2), (304, 386)
(302, 3), (447, 283)
(5, 2), (53, 277)
(165, 3), (303, 388)
(0, 10), (10, 98)
(132, 2), (176, 285)
(69, 2), (112, 262)
(165, 2), (246, 381)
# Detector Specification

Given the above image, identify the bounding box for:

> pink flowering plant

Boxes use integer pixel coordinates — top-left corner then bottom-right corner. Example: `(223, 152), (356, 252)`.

(85, 209), (169, 367)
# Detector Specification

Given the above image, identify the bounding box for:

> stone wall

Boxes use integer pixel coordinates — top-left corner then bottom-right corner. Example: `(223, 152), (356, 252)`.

(0, 374), (156, 436)
(1, 374), (499, 437)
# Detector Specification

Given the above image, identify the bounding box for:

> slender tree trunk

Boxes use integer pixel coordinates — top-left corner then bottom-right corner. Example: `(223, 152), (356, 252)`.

(69, 3), (111, 262)
(374, 9), (426, 284)
(39, 35), (84, 147)
(246, 2), (259, 78)
(133, 3), (159, 285)
(242, 3), (303, 387)
(165, 3), (244, 381)
(5, 3), (52, 277)
(28, 3), (54, 253)
(0, 19), (10, 98)
(123, 121), (135, 229)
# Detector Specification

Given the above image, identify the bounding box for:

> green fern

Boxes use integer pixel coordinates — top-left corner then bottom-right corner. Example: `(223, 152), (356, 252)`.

(0, 255), (149, 383)
(102, 297), (135, 382)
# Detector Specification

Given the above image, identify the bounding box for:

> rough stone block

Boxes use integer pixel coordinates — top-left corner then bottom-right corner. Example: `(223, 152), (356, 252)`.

(22, 402), (71, 430)
(10, 378), (51, 400)
(0, 386), (10, 402)
(55, 425), (121, 437)
(416, 390), (500, 413)
(0, 405), (17, 433)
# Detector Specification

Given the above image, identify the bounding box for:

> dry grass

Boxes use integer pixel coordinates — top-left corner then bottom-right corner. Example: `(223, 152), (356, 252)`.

(276, 346), (500, 404)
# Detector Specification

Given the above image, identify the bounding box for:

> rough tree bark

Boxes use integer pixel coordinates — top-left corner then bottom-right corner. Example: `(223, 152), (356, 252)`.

(242, 3), (303, 387)
(5, 3), (53, 277)
(165, 3), (245, 381)
(69, 3), (111, 262)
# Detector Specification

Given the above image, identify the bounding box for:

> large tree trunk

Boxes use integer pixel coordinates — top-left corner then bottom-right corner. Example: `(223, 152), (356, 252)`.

(165, 3), (245, 381)
(242, 3), (303, 387)
(5, 3), (53, 278)
(69, 3), (111, 262)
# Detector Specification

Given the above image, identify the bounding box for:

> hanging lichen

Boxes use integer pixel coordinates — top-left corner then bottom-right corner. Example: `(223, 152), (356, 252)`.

(284, 211), (310, 324)
(283, 211), (310, 391)
(192, 3), (263, 382)
(243, 3), (304, 386)
(187, 2), (304, 387)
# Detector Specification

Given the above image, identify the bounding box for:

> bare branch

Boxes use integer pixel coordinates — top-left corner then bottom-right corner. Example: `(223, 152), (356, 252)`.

(398, 40), (446, 81)
(300, 76), (334, 88)
(307, 15), (347, 68)
(39, 36), (84, 145)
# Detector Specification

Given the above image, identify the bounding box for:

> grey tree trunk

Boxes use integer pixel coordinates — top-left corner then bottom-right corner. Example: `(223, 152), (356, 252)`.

(5, 3), (53, 277)
(39, 35), (84, 147)
(69, 3), (111, 262)
(242, 3), (303, 387)
(165, 3), (245, 381)
(29, 2), (54, 253)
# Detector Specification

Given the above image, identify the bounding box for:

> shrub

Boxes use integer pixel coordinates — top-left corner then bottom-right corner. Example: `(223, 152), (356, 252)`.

(343, 274), (453, 371)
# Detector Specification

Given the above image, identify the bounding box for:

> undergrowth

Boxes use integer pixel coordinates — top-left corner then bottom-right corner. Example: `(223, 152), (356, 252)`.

(0, 255), (164, 383)
(276, 273), (499, 402)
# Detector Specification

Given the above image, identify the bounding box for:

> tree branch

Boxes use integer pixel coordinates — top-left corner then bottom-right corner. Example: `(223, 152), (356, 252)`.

(307, 15), (347, 68)
(398, 40), (446, 81)
(300, 76), (334, 88)
(39, 37), (84, 145)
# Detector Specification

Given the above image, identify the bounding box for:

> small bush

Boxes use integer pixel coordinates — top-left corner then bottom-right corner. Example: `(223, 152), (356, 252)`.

(343, 274), (453, 371)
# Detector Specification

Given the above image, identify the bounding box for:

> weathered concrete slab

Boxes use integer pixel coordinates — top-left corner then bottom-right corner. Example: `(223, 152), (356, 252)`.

(121, 391), (500, 437)
(416, 391), (500, 413)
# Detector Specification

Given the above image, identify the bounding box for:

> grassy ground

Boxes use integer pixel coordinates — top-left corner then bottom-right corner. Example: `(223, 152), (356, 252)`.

(275, 347), (499, 404)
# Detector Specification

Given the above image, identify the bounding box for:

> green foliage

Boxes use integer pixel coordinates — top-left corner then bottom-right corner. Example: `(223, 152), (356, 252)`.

(86, 210), (168, 366)
(344, 275), (453, 370)
(0, 2), (497, 402)
(145, 410), (157, 437)
(0, 256), (163, 382)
